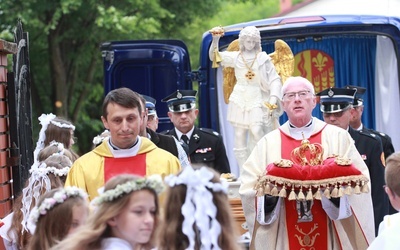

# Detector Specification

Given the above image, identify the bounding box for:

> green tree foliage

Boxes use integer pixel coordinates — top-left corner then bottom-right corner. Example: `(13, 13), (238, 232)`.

(0, 0), (228, 153)
(0, 0), (297, 154)
(183, 0), (281, 70)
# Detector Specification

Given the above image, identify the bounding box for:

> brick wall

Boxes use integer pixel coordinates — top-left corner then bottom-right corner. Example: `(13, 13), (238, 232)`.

(0, 39), (17, 222)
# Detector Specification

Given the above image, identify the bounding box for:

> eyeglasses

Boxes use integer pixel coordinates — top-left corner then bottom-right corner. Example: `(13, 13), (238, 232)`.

(283, 90), (311, 100)
(322, 111), (346, 118)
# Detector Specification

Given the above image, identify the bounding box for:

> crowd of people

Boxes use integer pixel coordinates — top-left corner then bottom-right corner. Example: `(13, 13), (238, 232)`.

(0, 25), (398, 250)
(0, 86), (241, 250)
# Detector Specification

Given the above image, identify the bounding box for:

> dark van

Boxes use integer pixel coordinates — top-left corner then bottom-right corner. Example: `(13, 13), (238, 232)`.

(101, 13), (400, 176)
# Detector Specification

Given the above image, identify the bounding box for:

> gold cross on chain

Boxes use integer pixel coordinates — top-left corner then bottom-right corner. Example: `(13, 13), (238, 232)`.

(245, 70), (255, 80)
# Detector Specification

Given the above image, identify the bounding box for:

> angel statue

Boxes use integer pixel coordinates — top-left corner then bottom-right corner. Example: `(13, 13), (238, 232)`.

(209, 25), (294, 173)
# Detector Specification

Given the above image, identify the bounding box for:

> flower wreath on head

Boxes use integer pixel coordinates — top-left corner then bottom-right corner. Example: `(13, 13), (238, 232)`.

(33, 114), (75, 162)
(164, 167), (229, 250)
(29, 162), (71, 177)
(28, 186), (87, 232)
(33, 113), (57, 162)
(21, 141), (72, 233)
(91, 175), (165, 206)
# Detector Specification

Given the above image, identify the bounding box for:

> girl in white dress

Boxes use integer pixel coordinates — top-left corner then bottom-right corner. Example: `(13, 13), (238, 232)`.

(26, 187), (88, 250)
(157, 166), (243, 250)
(52, 174), (164, 250)
(0, 142), (73, 250)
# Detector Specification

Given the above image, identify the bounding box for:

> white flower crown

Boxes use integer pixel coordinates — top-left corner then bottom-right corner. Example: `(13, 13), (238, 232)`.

(29, 186), (87, 224)
(50, 120), (76, 130)
(29, 162), (70, 176)
(92, 175), (164, 205)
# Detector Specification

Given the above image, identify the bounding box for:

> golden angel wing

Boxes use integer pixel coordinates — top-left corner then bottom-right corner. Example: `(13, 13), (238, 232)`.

(222, 39), (240, 104)
(269, 39), (294, 84)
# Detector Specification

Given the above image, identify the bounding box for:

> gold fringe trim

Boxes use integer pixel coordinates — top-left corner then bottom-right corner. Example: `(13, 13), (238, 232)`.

(254, 174), (369, 201)
(288, 186), (296, 200)
(279, 185), (287, 197)
(314, 187), (322, 200)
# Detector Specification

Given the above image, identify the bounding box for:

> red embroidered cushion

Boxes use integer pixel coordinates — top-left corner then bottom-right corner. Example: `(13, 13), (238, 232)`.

(255, 156), (369, 200)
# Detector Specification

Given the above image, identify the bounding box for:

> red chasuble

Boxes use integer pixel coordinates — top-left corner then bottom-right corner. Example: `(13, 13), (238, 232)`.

(104, 155), (146, 182)
(280, 128), (329, 249)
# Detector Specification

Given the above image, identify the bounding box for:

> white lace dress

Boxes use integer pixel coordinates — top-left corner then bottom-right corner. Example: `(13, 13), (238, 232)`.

(0, 212), (18, 250)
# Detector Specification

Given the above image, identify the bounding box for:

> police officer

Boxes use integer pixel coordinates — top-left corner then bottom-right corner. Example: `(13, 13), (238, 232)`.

(317, 87), (389, 235)
(161, 89), (231, 174)
(144, 94), (159, 132)
(346, 85), (397, 215)
(346, 85), (395, 159)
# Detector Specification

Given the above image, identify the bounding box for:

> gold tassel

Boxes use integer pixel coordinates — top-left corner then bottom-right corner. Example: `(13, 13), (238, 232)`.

(264, 182), (271, 195)
(354, 182), (361, 194)
(271, 186), (279, 196)
(331, 185), (338, 198)
(306, 190), (313, 200)
(324, 187), (331, 199)
(361, 181), (369, 193)
(338, 186), (343, 197)
(279, 186), (287, 198)
(288, 187), (296, 200)
(344, 184), (352, 195)
(298, 187), (305, 200)
(314, 187), (322, 200)
(212, 48), (222, 68)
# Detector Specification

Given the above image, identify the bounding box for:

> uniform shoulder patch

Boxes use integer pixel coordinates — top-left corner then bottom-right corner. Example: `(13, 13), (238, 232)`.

(358, 130), (379, 141)
(199, 127), (220, 136)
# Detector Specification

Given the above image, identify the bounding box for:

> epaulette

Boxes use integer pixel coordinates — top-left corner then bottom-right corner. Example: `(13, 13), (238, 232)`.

(359, 130), (380, 142)
(365, 127), (392, 140)
(199, 127), (220, 137)
(377, 131), (391, 139)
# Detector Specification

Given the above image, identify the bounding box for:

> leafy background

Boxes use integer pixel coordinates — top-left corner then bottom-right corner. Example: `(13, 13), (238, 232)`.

(0, 0), (304, 154)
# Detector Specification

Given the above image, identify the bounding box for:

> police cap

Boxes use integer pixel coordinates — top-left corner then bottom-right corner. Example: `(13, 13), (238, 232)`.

(142, 95), (157, 116)
(345, 85), (366, 107)
(162, 90), (197, 112)
(316, 87), (356, 113)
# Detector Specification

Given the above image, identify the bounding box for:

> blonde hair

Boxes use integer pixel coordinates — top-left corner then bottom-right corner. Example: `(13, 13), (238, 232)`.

(38, 143), (74, 162)
(385, 152), (400, 196)
(43, 117), (79, 161)
(52, 174), (160, 250)
(7, 155), (72, 249)
(27, 188), (88, 250)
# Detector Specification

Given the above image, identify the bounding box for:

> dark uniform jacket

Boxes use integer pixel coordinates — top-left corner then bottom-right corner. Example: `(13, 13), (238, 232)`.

(361, 127), (395, 160)
(348, 127), (389, 235)
(163, 127), (231, 174)
(361, 126), (396, 214)
(147, 128), (179, 159)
